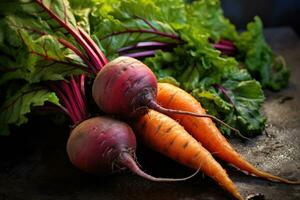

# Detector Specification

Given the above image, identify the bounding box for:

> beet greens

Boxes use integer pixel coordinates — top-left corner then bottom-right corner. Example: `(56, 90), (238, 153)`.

(0, 0), (289, 138)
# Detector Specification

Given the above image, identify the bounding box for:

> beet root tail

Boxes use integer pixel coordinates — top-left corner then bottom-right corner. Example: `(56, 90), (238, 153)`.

(119, 152), (199, 182)
(148, 100), (250, 140)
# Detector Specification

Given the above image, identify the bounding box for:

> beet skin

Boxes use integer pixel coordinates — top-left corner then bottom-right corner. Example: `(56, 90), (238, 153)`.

(67, 116), (136, 175)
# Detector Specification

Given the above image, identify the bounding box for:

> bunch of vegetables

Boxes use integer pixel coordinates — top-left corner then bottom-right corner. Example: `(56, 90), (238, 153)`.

(0, 0), (298, 200)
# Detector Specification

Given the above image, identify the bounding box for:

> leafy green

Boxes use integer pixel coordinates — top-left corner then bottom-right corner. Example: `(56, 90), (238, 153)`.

(0, 0), (89, 134)
(185, 0), (238, 41)
(0, 2), (87, 85)
(0, 84), (59, 135)
(235, 17), (290, 91)
(89, 0), (184, 59)
(0, 0), (289, 137)
(86, 0), (287, 136)
(145, 50), (265, 136)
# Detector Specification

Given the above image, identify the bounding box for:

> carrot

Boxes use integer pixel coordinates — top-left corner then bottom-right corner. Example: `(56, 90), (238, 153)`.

(132, 109), (244, 200)
(157, 82), (300, 184)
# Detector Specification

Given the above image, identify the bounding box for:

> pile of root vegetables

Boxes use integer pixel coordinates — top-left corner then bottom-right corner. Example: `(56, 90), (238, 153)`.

(0, 1), (299, 200)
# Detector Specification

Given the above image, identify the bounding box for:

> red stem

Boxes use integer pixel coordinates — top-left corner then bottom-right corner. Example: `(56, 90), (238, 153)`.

(79, 75), (86, 98)
(212, 84), (236, 108)
(78, 75), (88, 112)
(121, 50), (157, 58)
(29, 50), (92, 73)
(213, 43), (236, 51)
(35, 0), (102, 73)
(100, 29), (181, 42)
(139, 17), (158, 31)
(70, 76), (88, 119)
(49, 83), (77, 123)
(118, 41), (174, 53)
(78, 27), (108, 68)
(58, 38), (96, 72)
(219, 39), (235, 46)
(219, 50), (236, 56)
(61, 80), (82, 123)
(147, 100), (243, 137)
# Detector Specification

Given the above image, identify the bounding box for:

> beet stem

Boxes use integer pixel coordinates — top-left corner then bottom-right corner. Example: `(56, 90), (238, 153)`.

(212, 39), (237, 56)
(118, 41), (173, 53)
(219, 39), (235, 46)
(120, 152), (198, 182)
(78, 27), (108, 67)
(101, 29), (181, 42)
(49, 83), (77, 123)
(28, 49), (91, 73)
(58, 38), (96, 72)
(148, 101), (251, 141)
(35, 0), (102, 74)
(70, 76), (88, 119)
(79, 74), (86, 104)
(61, 80), (82, 123)
(121, 50), (157, 58)
(212, 43), (236, 51)
(212, 84), (236, 108)
(135, 16), (158, 31)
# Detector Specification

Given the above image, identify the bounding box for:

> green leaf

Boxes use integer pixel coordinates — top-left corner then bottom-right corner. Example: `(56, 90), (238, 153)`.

(41, 0), (77, 28)
(85, 0), (273, 136)
(193, 69), (266, 136)
(186, 0), (237, 41)
(0, 0), (91, 133)
(90, 0), (184, 59)
(236, 16), (290, 91)
(0, 0), (285, 138)
(0, 84), (60, 135)
(158, 76), (180, 87)
(144, 46), (266, 136)
(232, 80), (266, 134)
(192, 90), (232, 118)
(0, 14), (86, 85)
(0, 0), (39, 16)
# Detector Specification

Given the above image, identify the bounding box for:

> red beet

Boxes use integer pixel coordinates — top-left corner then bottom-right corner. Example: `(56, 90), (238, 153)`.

(67, 116), (195, 181)
(92, 57), (239, 134)
(92, 56), (157, 118)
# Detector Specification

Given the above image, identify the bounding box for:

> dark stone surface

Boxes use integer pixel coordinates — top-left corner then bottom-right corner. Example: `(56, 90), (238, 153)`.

(0, 28), (299, 200)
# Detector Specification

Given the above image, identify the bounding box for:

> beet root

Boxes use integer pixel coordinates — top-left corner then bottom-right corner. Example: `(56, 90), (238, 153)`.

(92, 56), (157, 118)
(91, 57), (241, 135)
(67, 116), (136, 175)
(67, 116), (196, 181)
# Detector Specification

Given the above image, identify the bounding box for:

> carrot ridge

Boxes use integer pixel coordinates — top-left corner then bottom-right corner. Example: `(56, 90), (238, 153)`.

(133, 109), (244, 200)
(156, 83), (300, 185)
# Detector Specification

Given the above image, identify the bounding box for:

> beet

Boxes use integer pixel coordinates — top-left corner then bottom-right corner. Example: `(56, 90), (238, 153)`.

(67, 116), (136, 175)
(92, 56), (157, 118)
(67, 116), (195, 181)
(34, 0), (197, 181)
(92, 57), (240, 135)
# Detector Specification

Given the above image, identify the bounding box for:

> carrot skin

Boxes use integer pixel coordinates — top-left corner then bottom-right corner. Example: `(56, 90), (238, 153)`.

(157, 83), (300, 184)
(132, 110), (243, 200)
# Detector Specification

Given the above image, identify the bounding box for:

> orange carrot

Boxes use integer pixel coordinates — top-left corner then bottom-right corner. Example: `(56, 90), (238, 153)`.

(157, 82), (300, 184)
(132, 109), (244, 200)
